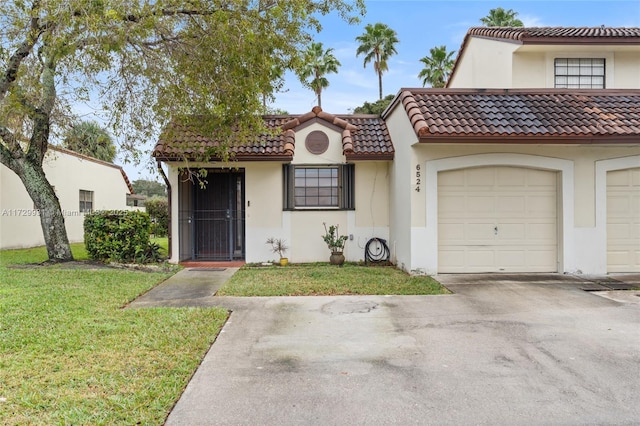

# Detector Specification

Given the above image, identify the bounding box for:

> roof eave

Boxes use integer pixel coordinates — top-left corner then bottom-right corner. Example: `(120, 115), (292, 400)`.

(418, 135), (640, 144)
(345, 153), (395, 161)
(153, 153), (293, 162)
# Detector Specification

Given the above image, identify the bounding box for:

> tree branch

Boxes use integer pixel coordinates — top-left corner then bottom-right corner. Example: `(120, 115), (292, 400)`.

(124, 7), (225, 23)
(0, 125), (24, 169)
(0, 2), (52, 101)
(26, 56), (56, 166)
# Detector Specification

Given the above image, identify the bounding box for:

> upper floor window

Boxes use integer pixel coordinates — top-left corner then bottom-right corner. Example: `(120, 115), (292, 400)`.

(79, 190), (94, 213)
(554, 58), (605, 89)
(283, 164), (355, 210)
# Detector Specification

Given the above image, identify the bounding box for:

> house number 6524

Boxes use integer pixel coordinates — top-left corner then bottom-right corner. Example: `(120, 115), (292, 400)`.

(415, 164), (421, 192)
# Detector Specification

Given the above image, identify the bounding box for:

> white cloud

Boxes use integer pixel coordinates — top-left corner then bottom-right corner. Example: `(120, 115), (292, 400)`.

(520, 14), (545, 27)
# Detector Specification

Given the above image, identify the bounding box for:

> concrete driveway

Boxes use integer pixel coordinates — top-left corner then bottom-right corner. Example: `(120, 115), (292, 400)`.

(153, 272), (640, 425)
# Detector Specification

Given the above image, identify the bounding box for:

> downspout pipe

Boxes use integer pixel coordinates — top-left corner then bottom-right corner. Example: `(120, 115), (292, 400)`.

(157, 161), (172, 260)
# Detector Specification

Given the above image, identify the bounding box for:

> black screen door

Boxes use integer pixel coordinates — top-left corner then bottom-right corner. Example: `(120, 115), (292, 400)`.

(192, 170), (245, 260)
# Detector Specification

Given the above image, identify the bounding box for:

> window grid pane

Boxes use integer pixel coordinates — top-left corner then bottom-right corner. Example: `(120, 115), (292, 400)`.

(79, 190), (93, 213)
(554, 58), (605, 88)
(294, 167), (339, 207)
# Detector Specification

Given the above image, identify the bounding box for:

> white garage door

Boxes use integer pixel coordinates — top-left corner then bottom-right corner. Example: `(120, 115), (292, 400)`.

(438, 166), (558, 273)
(607, 168), (640, 272)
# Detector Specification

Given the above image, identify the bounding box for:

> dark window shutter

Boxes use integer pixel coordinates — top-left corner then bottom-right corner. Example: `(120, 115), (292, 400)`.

(340, 164), (355, 210)
(283, 164), (294, 210)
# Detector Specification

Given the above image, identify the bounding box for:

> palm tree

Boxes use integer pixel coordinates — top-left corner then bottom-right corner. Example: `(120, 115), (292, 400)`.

(355, 22), (399, 100)
(298, 42), (341, 108)
(63, 120), (116, 163)
(418, 45), (456, 88)
(480, 7), (524, 27)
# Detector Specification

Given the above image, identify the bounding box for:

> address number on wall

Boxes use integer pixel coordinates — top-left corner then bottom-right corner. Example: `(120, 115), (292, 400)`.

(415, 164), (421, 192)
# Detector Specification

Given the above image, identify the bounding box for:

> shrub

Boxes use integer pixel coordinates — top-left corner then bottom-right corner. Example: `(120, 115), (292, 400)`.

(84, 210), (162, 263)
(145, 196), (169, 237)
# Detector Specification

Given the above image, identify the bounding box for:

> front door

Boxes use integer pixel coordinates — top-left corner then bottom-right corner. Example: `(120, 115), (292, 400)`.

(191, 169), (245, 260)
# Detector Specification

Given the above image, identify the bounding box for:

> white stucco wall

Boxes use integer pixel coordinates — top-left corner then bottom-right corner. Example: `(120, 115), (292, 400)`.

(384, 104), (419, 272)
(448, 37), (518, 88)
(0, 147), (131, 249)
(613, 51), (640, 88)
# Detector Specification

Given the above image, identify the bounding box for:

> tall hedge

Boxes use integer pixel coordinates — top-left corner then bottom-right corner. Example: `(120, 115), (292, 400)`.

(145, 196), (168, 237)
(84, 210), (160, 263)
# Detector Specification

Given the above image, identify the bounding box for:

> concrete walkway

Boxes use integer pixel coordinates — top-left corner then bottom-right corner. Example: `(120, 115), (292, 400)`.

(129, 267), (240, 308)
(130, 270), (640, 425)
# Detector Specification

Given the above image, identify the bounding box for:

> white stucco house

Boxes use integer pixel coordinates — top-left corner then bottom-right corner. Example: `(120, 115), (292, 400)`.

(0, 145), (134, 249)
(154, 27), (640, 274)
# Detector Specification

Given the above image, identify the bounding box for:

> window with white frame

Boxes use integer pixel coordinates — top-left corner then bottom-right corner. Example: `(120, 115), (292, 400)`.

(79, 190), (94, 213)
(283, 164), (355, 210)
(554, 58), (605, 88)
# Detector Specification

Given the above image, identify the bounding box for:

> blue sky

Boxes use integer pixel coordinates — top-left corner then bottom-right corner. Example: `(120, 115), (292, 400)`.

(270, 0), (640, 114)
(119, 0), (640, 180)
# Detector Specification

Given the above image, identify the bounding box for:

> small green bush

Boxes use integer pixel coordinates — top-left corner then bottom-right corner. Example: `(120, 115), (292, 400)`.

(84, 210), (162, 263)
(145, 196), (169, 237)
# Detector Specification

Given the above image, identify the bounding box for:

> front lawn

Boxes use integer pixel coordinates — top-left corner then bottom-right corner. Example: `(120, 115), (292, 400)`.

(0, 243), (227, 425)
(217, 263), (449, 296)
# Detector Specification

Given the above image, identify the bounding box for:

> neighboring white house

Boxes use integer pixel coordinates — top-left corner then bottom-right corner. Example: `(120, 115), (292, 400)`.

(0, 145), (134, 249)
(154, 27), (640, 274)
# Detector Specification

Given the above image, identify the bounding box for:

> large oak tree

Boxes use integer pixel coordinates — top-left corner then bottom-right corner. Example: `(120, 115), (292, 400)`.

(0, 0), (364, 261)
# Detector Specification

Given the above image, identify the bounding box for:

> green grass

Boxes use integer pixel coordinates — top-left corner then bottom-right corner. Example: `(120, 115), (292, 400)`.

(0, 242), (227, 425)
(151, 236), (169, 255)
(218, 263), (449, 296)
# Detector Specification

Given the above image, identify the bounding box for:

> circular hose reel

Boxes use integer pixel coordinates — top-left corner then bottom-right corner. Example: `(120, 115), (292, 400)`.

(364, 237), (390, 265)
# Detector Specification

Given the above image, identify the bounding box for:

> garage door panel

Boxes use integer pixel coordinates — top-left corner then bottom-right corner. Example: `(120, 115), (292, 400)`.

(497, 196), (525, 213)
(439, 249), (465, 269)
(499, 223), (525, 239)
(438, 170), (466, 187)
(439, 223), (464, 240)
(467, 168), (495, 186)
(608, 251), (632, 269)
(529, 249), (557, 265)
(607, 196), (630, 216)
(468, 250), (495, 267)
(468, 196), (495, 213)
(527, 223), (557, 240)
(439, 195), (465, 214)
(608, 223), (630, 239)
(527, 169), (557, 186)
(438, 166), (557, 273)
(607, 168), (640, 272)
(497, 168), (526, 186)
(499, 250), (525, 266)
(528, 195), (557, 214)
(467, 223), (496, 240)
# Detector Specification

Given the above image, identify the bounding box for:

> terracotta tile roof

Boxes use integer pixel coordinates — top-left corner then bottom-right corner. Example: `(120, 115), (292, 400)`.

(153, 106), (394, 161)
(395, 89), (640, 143)
(465, 26), (640, 43)
(447, 26), (640, 87)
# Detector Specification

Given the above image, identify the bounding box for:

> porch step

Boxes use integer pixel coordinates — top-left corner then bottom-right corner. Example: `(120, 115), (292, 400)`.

(180, 261), (246, 268)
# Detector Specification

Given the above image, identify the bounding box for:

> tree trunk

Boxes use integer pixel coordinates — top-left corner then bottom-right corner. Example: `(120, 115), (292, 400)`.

(11, 157), (74, 261)
(378, 72), (383, 100)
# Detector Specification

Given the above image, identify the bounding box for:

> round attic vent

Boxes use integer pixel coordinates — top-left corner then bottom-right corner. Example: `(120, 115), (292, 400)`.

(305, 130), (329, 155)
